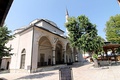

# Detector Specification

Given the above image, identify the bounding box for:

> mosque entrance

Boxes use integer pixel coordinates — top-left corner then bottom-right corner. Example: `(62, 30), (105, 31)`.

(40, 54), (45, 66)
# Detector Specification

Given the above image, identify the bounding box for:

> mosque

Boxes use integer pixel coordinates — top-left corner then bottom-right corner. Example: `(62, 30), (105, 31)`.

(0, 10), (84, 72)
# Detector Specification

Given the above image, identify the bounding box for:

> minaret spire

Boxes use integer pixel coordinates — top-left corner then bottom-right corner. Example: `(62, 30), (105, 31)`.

(65, 8), (69, 23)
(66, 8), (69, 16)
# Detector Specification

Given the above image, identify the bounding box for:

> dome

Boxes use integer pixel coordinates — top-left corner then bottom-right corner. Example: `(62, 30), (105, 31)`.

(29, 19), (58, 28)
(44, 19), (57, 27)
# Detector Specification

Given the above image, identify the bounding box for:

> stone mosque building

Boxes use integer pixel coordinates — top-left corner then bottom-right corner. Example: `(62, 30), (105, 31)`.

(1, 10), (84, 72)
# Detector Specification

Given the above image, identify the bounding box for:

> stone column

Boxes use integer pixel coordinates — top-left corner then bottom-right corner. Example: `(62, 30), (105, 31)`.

(68, 55), (69, 63)
(52, 47), (56, 65)
(71, 53), (74, 62)
(63, 49), (66, 63)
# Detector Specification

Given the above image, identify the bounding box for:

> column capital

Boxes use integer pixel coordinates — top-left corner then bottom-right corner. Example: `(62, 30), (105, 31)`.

(52, 45), (56, 50)
(52, 50), (56, 51)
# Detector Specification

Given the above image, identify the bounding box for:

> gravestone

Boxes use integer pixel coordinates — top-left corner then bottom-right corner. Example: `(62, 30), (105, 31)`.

(59, 67), (73, 80)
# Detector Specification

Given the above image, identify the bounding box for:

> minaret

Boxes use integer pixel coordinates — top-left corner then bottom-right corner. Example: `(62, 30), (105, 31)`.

(65, 9), (69, 36)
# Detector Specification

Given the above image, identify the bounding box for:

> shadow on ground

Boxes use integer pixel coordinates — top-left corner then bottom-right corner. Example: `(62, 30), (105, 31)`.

(16, 72), (56, 80)
(110, 61), (120, 66)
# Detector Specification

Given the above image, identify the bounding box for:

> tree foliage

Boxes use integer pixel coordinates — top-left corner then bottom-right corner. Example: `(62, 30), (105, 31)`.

(105, 14), (120, 43)
(0, 26), (13, 58)
(65, 15), (104, 55)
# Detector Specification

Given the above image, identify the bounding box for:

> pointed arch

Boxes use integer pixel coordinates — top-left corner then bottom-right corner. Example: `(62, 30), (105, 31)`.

(56, 40), (64, 48)
(39, 36), (52, 46)
(38, 36), (52, 67)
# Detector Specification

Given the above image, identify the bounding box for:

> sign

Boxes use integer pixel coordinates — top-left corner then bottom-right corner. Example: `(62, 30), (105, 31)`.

(59, 67), (73, 80)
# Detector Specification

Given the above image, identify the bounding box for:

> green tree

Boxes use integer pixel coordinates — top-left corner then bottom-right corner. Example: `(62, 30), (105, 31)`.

(65, 15), (104, 56)
(105, 14), (120, 43)
(0, 26), (13, 59)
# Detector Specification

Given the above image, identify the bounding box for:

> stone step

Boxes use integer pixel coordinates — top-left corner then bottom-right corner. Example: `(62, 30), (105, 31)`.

(10, 69), (29, 73)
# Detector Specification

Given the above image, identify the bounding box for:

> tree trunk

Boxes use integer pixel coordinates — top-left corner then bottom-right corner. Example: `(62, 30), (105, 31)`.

(93, 58), (99, 67)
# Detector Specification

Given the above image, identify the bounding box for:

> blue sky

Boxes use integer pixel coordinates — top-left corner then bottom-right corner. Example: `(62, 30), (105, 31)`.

(5, 0), (120, 40)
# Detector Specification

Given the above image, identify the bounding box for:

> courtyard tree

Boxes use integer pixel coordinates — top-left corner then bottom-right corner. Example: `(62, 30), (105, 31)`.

(0, 26), (13, 59)
(65, 15), (104, 57)
(105, 14), (120, 43)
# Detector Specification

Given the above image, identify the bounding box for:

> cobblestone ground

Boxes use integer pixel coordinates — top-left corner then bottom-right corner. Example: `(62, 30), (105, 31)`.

(0, 62), (120, 80)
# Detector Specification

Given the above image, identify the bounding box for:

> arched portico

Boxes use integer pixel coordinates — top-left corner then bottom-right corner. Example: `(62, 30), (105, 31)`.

(38, 36), (53, 67)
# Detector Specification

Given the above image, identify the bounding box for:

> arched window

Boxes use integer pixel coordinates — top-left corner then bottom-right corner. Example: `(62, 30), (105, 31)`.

(20, 49), (26, 69)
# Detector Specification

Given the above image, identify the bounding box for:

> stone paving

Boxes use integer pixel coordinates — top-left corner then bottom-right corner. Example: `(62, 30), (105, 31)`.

(0, 62), (120, 80)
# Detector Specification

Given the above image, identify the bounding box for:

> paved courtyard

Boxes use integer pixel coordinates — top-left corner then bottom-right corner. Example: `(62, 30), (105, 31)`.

(0, 62), (120, 80)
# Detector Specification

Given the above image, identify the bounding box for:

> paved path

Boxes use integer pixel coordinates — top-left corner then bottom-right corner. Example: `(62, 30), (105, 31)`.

(0, 62), (120, 80)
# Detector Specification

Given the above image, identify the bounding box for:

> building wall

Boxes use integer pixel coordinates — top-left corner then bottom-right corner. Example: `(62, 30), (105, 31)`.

(6, 27), (33, 71)
(5, 34), (20, 69)
(17, 27), (33, 70)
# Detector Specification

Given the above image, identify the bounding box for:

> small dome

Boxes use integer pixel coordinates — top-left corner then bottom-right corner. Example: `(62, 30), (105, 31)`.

(14, 26), (28, 34)
(29, 19), (39, 25)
